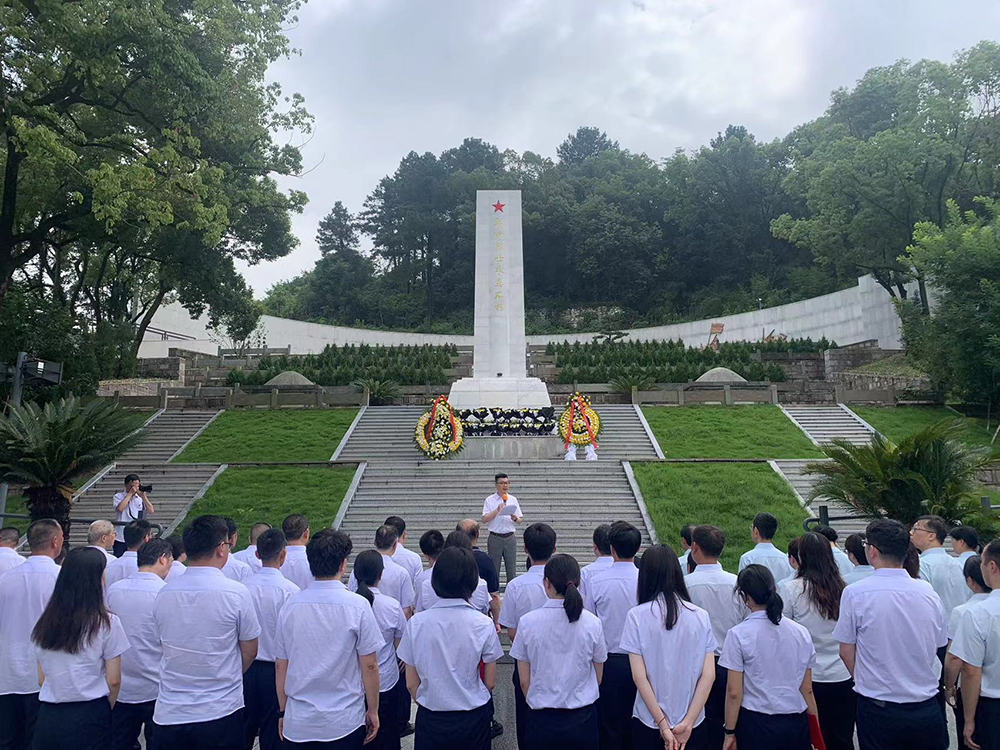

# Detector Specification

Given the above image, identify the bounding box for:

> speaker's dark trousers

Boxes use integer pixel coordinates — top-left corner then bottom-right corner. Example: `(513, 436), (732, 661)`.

(856, 695), (948, 750)
(812, 679), (856, 750)
(152, 707), (245, 750)
(112, 699), (156, 750)
(243, 660), (282, 750)
(598, 652), (636, 750)
(32, 697), (111, 750)
(487, 532), (517, 584)
(284, 726), (365, 750)
(0, 693), (40, 750)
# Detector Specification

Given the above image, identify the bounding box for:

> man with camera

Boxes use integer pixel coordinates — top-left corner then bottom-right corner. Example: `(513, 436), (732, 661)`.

(113, 474), (155, 557)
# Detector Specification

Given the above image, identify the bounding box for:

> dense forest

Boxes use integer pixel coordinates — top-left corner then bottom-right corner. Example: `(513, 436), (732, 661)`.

(262, 41), (1000, 334)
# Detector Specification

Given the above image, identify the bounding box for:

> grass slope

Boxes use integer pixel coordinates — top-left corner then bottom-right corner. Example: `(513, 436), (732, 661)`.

(642, 405), (823, 459)
(174, 408), (359, 463)
(633, 462), (807, 572)
(852, 406), (996, 448)
(182, 466), (357, 549)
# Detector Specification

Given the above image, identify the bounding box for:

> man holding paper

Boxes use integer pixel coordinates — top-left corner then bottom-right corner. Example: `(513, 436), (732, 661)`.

(482, 473), (523, 583)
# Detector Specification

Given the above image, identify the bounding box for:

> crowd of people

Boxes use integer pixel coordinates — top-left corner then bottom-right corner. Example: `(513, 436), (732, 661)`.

(0, 471), (998, 750)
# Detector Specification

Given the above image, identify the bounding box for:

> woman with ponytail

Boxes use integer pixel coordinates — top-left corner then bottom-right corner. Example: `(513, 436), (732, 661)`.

(508, 553), (607, 750)
(719, 564), (820, 750)
(354, 549), (407, 750)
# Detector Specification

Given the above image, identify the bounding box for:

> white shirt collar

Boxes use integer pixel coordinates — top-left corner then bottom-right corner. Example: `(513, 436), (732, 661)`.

(25, 555), (58, 568)
(755, 542), (776, 551)
(134, 571), (162, 582)
(873, 567), (910, 576)
(430, 598), (475, 610)
(310, 578), (346, 589)
(542, 598), (564, 609)
(0, 546), (20, 556)
(182, 565), (225, 577)
(920, 547), (948, 557)
(694, 562), (722, 571)
(256, 566), (284, 577)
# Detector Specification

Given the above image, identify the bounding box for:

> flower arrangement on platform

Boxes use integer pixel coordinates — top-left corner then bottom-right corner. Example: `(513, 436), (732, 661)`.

(558, 392), (601, 447)
(414, 396), (464, 459)
(457, 407), (557, 437)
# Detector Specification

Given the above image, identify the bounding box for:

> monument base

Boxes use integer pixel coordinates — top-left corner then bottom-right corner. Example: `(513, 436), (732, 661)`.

(448, 377), (552, 409)
(462, 436), (562, 460)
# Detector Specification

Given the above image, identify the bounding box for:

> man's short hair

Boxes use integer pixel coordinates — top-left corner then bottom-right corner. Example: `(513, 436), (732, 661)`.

(444, 530), (473, 550)
(307, 529), (352, 578)
(0, 527), (20, 546)
(494, 473), (508, 484)
(166, 533), (185, 560)
(752, 512), (778, 540)
(950, 525), (979, 551)
(282, 514), (308, 542)
(593, 524), (612, 556)
(814, 525), (838, 543)
(609, 521), (641, 559)
(137, 538), (172, 568)
(523, 523), (557, 562)
(787, 537), (801, 563)
(87, 520), (114, 545)
(984, 539), (1000, 572)
(124, 519), (153, 549)
(374, 525), (398, 551)
(183, 515), (229, 561)
(223, 517), (238, 538)
(845, 533), (868, 566)
(431, 547), (479, 600)
(457, 519), (480, 542)
(384, 516), (406, 536)
(916, 515), (949, 544)
(27, 519), (61, 550)
(692, 525), (725, 558)
(865, 519), (910, 563)
(680, 524), (696, 546)
(256, 529), (287, 562)
(249, 522), (271, 543)
(124, 473), (140, 486)
(420, 530), (445, 558)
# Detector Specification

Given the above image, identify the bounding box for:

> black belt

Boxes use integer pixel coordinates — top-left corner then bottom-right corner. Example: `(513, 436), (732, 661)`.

(490, 531), (514, 538)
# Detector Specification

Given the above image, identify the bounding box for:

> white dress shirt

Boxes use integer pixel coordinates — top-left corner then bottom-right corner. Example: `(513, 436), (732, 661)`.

(720, 611), (816, 714)
(418, 576), (490, 614)
(678, 550), (691, 571)
(36, 615), (130, 703)
(348, 554), (415, 611)
(397, 600), (503, 711)
(113, 491), (145, 542)
(233, 545), (263, 570)
(482, 492), (522, 535)
(499, 564), (548, 632)
(949, 592), (990, 641)
(413, 566), (433, 612)
(951, 589), (1000, 698)
(88, 545), (116, 564)
(778, 577), (850, 683)
(832, 547), (856, 578)
(958, 550), (977, 565)
(684, 563), (745, 656)
(509, 599), (608, 709)
(222, 554), (253, 583)
(583, 561), (639, 653)
(281, 545), (313, 590)
(0, 547), (25, 576)
(919, 548), (971, 615)
(844, 565), (874, 585)
(738, 543), (794, 582)
(106, 572), (165, 703)
(579, 556), (614, 599)
(619, 597), (718, 728)
(391, 544), (424, 583)
(105, 551), (138, 588)
(0, 556), (60, 694)
(273, 580), (384, 743)
(167, 560), (186, 581)
(152, 567), (261, 725)
(369, 587), (407, 692)
(246, 567), (300, 662)
(832, 568), (948, 703)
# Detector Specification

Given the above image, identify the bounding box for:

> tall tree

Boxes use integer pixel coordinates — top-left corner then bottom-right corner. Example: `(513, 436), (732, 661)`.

(556, 127), (620, 165)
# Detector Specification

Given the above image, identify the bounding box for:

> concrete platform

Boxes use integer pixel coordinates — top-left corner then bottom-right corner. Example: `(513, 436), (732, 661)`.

(461, 436), (563, 460)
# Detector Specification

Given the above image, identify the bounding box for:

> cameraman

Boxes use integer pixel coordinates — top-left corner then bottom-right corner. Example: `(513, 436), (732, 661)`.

(112, 474), (155, 557)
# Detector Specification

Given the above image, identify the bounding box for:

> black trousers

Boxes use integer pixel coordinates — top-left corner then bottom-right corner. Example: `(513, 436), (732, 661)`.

(414, 702), (490, 750)
(970, 696), (1000, 750)
(701, 658), (727, 750)
(813, 679), (856, 750)
(112, 699), (156, 750)
(393, 667), (410, 730)
(733, 707), (809, 750)
(33, 697), (111, 750)
(598, 652), (636, 750)
(243, 660), (281, 750)
(523, 704), (598, 750)
(372, 685), (400, 750)
(856, 695), (948, 750)
(285, 726), (365, 749)
(632, 717), (712, 750)
(0, 693), (40, 750)
(152, 708), (245, 750)
(513, 661), (528, 749)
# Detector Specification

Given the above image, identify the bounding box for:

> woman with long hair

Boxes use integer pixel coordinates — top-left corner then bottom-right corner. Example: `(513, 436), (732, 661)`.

(354, 549), (407, 750)
(508, 554), (607, 750)
(778, 531), (852, 749)
(719, 564), (819, 750)
(31, 546), (130, 750)
(620, 544), (717, 750)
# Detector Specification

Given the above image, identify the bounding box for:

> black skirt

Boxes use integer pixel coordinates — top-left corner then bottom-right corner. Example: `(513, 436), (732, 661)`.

(523, 703), (598, 750)
(33, 697), (111, 750)
(734, 707), (810, 750)
(414, 702), (490, 750)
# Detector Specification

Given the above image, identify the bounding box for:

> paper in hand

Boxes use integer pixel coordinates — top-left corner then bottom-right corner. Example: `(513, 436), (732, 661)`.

(497, 503), (517, 516)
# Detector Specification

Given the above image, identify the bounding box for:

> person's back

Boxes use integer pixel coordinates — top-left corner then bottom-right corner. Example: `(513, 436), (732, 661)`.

(106, 564), (166, 706)
(419, 573), (489, 614)
(685, 562), (742, 651)
(0, 527), (25, 576)
(384, 516), (423, 583)
(222, 553), (253, 583)
(347, 525), (416, 614)
(738, 513), (793, 581)
(280, 514), (313, 590)
(912, 515), (971, 615)
(579, 524), (614, 599)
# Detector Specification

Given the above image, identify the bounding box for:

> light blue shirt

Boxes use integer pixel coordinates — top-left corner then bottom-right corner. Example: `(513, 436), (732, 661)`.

(685, 563), (744, 656)
(951, 589), (1000, 698)
(949, 592), (989, 641)
(580, 556), (613, 599)
(832, 547), (856, 578)
(499, 564), (547, 632)
(919, 548), (971, 615)
(583, 561), (640, 653)
(844, 565), (875, 585)
(738, 543), (794, 582)
(958, 550), (977, 565)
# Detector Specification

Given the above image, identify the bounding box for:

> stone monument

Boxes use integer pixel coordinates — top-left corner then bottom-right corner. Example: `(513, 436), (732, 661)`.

(448, 190), (552, 409)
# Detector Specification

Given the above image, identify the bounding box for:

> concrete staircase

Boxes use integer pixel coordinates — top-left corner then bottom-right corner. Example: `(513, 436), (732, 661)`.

(335, 406), (426, 463)
(593, 405), (660, 460)
(781, 405), (876, 446)
(124, 410), (220, 463)
(773, 459), (868, 538)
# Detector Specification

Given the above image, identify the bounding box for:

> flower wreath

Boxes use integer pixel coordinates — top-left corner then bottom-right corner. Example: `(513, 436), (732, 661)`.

(558, 391), (601, 448)
(414, 395), (464, 460)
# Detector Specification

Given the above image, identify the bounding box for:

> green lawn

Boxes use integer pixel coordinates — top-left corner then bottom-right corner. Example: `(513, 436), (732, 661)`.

(180, 466), (357, 549)
(642, 405), (824, 459)
(851, 406), (997, 448)
(1, 495), (28, 529)
(174, 408), (359, 463)
(633, 462), (807, 572)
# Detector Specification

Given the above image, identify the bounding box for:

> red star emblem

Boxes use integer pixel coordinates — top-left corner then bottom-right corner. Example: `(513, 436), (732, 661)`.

(492, 201), (505, 213)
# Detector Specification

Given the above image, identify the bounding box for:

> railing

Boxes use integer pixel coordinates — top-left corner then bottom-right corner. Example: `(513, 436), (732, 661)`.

(0, 513), (164, 552)
(803, 497), (997, 532)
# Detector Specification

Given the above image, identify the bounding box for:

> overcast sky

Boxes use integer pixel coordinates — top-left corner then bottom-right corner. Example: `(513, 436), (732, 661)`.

(239, 0), (1000, 296)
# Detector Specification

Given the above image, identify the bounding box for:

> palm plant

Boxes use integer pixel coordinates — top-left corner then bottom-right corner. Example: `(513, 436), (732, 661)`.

(353, 378), (401, 406)
(0, 397), (148, 535)
(806, 420), (1000, 527)
(609, 372), (656, 395)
